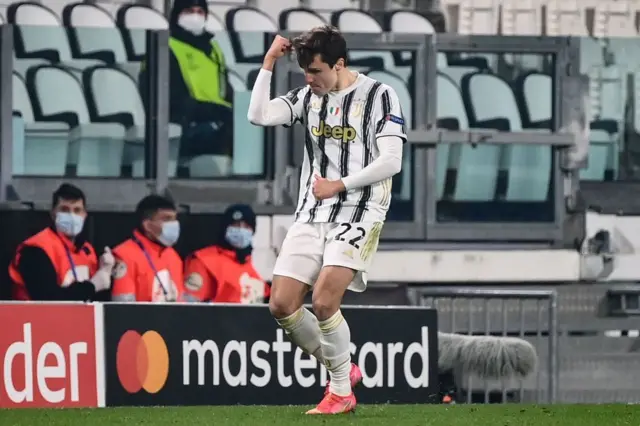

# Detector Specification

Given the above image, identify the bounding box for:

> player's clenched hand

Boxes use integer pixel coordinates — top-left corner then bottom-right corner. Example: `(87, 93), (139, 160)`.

(266, 35), (292, 61)
(312, 175), (345, 200)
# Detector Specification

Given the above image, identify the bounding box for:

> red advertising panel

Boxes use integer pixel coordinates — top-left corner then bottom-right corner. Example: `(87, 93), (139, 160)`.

(0, 304), (99, 408)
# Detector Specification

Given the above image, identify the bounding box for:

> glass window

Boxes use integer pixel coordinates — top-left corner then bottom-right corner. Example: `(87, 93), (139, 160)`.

(435, 50), (555, 222)
(580, 36), (637, 182)
(165, 30), (266, 178)
(12, 24), (149, 178)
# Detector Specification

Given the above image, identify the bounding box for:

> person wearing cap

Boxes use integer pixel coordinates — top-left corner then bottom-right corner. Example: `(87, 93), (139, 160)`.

(182, 204), (270, 303)
(139, 0), (233, 169)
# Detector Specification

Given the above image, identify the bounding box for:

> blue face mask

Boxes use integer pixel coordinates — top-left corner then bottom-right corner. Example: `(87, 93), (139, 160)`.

(157, 220), (180, 247)
(225, 226), (253, 249)
(55, 212), (85, 237)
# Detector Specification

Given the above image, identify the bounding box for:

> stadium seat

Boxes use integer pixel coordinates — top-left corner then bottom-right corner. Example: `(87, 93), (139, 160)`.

(223, 7), (276, 83)
(226, 7), (276, 63)
(436, 73), (466, 200)
(331, 9), (397, 75)
(585, 65), (626, 180)
(29, 64), (129, 177)
(367, 70), (413, 201)
(500, 0), (542, 35)
(385, 9), (436, 34)
(437, 52), (448, 68)
(456, 0), (500, 35)
(148, 0), (166, 15)
(580, 37), (604, 77)
(590, 66), (625, 137)
(63, 3), (128, 65)
(438, 72), (500, 201)
(254, 0), (300, 23)
(441, 65), (481, 88)
(227, 69), (247, 92)
(206, 11), (225, 32)
(605, 38), (640, 71)
(306, 0), (358, 21)
(208, 0), (247, 22)
(228, 86), (264, 176)
(8, 1), (99, 73)
(499, 0), (544, 69)
(383, 10), (436, 73)
(12, 71), (69, 176)
(82, 66), (181, 178)
(632, 72), (640, 134)
(593, 0), (636, 37)
(580, 129), (613, 181)
(545, 0), (588, 36)
(519, 72), (552, 129)
(279, 7), (327, 31)
(46, 0), (77, 19)
(116, 4), (168, 62)
(463, 72), (551, 202)
(27, 65), (126, 177)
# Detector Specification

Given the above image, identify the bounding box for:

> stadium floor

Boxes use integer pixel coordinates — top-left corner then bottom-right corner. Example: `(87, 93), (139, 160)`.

(1, 404), (639, 425)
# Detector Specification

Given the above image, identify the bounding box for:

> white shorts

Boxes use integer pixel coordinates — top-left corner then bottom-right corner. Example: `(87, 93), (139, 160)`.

(272, 222), (383, 292)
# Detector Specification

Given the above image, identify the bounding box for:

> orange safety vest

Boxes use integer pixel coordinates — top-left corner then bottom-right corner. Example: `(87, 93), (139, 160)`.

(184, 245), (269, 303)
(8, 227), (98, 300)
(112, 230), (184, 302)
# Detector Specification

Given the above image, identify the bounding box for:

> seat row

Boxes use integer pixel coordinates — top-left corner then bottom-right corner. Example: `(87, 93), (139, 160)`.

(13, 60), (594, 201)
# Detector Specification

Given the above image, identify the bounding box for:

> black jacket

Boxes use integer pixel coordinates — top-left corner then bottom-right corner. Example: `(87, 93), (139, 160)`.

(138, 27), (232, 125)
(15, 241), (110, 301)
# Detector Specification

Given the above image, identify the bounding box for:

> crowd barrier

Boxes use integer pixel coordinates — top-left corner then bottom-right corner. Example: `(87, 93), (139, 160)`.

(0, 302), (439, 408)
(409, 288), (558, 403)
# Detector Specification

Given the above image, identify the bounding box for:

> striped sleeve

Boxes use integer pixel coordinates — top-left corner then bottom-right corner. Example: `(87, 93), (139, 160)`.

(373, 85), (407, 142)
(278, 86), (309, 127)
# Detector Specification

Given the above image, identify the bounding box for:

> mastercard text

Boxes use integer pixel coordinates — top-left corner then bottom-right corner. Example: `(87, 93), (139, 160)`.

(182, 327), (430, 388)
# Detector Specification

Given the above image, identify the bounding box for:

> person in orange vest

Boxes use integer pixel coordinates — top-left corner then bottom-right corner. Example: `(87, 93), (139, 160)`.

(8, 183), (114, 301)
(111, 194), (184, 302)
(183, 204), (270, 303)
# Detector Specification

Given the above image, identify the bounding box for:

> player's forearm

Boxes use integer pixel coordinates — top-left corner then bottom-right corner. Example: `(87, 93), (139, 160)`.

(341, 136), (403, 190)
(247, 69), (292, 126)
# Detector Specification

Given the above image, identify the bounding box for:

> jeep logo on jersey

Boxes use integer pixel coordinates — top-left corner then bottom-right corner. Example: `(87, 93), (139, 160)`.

(311, 121), (357, 143)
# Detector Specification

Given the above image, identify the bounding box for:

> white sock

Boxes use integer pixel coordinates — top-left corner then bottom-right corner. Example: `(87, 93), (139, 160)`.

(275, 308), (324, 363)
(318, 310), (351, 397)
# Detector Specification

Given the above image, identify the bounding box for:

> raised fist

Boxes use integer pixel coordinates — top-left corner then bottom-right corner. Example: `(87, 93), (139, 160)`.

(266, 35), (292, 60)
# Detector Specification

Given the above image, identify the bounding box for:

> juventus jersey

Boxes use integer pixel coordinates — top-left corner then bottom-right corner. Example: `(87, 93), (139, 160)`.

(279, 73), (407, 224)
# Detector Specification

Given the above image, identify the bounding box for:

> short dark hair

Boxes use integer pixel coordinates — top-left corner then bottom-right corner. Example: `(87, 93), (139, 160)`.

(52, 184), (86, 209)
(292, 25), (348, 69)
(135, 194), (176, 224)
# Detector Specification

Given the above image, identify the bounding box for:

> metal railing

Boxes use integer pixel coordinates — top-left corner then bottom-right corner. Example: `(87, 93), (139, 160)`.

(408, 287), (558, 404)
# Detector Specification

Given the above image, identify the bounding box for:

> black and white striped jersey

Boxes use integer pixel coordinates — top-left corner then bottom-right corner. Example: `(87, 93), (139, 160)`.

(279, 73), (407, 223)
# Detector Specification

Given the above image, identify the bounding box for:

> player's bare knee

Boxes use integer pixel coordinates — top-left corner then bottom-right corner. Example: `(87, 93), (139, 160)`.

(311, 290), (340, 321)
(269, 275), (309, 319)
(311, 266), (355, 320)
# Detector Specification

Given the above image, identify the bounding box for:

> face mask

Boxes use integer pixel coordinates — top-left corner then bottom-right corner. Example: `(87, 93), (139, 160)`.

(225, 226), (253, 249)
(178, 13), (205, 36)
(157, 220), (180, 247)
(55, 212), (85, 237)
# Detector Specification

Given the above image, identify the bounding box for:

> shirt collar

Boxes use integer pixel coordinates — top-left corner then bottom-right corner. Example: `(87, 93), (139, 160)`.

(47, 226), (81, 252)
(215, 245), (251, 262)
(133, 229), (166, 255)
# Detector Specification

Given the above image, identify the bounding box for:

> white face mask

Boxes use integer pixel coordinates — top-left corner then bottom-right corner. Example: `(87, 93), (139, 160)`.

(55, 212), (85, 237)
(178, 13), (205, 36)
